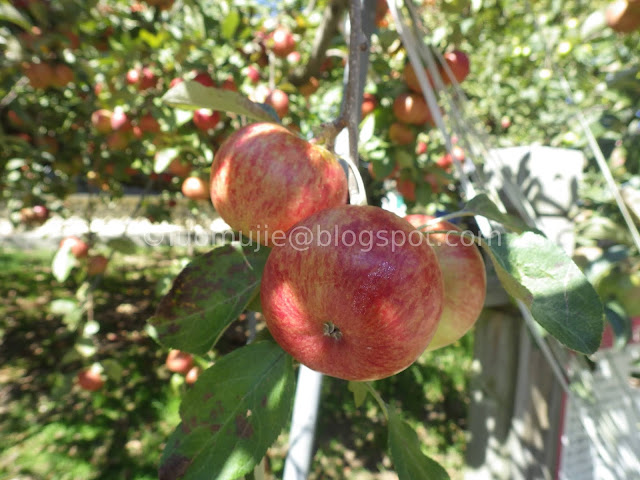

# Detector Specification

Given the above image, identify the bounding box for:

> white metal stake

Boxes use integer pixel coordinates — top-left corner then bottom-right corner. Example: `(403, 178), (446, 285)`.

(282, 366), (324, 480)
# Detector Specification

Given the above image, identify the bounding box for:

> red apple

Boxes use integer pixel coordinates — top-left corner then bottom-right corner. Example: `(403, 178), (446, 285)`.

(193, 109), (221, 131)
(110, 109), (129, 131)
(405, 214), (486, 351)
(396, 178), (416, 201)
(139, 113), (160, 133)
(500, 116), (511, 129)
(211, 123), (347, 245)
(167, 157), (192, 177)
(87, 254), (108, 276)
(91, 109), (113, 134)
(375, 0), (389, 27)
(139, 67), (158, 90)
(270, 27), (296, 58)
(60, 236), (89, 259)
(51, 64), (74, 88)
(23, 62), (54, 89)
(181, 176), (210, 200)
(298, 77), (319, 97)
(436, 145), (464, 169)
(287, 51), (301, 63)
(606, 1), (640, 33)
(393, 92), (433, 125)
(246, 66), (260, 84)
(185, 366), (201, 384)
(261, 204), (445, 381)
(389, 122), (415, 145)
(416, 141), (428, 155)
(361, 93), (377, 117)
(443, 50), (470, 84)
(165, 350), (194, 374)
(126, 68), (140, 85)
(192, 71), (215, 87)
(221, 76), (238, 91)
(169, 77), (184, 88)
(77, 367), (104, 391)
(265, 89), (289, 119)
(404, 62), (436, 92)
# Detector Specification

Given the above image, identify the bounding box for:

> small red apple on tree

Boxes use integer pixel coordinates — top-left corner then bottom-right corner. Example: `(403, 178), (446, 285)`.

(405, 214), (486, 351)
(77, 366), (104, 392)
(389, 122), (415, 145)
(264, 89), (289, 119)
(261, 204), (445, 381)
(246, 66), (260, 84)
(209, 122), (348, 245)
(185, 366), (201, 385)
(87, 254), (109, 276)
(443, 50), (470, 84)
(192, 71), (215, 87)
(269, 27), (296, 58)
(393, 92), (433, 125)
(60, 236), (89, 259)
(361, 93), (377, 117)
(193, 109), (221, 131)
(181, 176), (210, 200)
(166, 350), (194, 374)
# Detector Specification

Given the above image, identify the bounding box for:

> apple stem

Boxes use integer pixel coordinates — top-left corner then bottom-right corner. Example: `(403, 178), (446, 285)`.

(364, 381), (388, 419)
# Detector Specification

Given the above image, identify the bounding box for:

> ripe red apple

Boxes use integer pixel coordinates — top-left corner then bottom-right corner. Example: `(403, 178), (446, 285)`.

(389, 122), (415, 145)
(264, 89), (289, 119)
(405, 214), (486, 351)
(436, 145), (464, 169)
(87, 254), (108, 276)
(60, 236), (89, 259)
(23, 62), (54, 89)
(181, 176), (210, 200)
(396, 178), (416, 201)
(500, 116), (511, 129)
(185, 366), (201, 384)
(192, 71), (215, 87)
(261, 204), (445, 381)
(270, 27), (296, 58)
(51, 64), (74, 88)
(167, 157), (192, 177)
(443, 50), (470, 84)
(298, 77), (319, 97)
(169, 77), (183, 88)
(287, 51), (301, 63)
(166, 350), (194, 374)
(246, 66), (260, 84)
(375, 0), (389, 27)
(221, 76), (238, 91)
(416, 141), (428, 155)
(77, 367), (104, 391)
(404, 62), (436, 92)
(361, 93), (377, 117)
(393, 92), (433, 125)
(193, 109), (221, 131)
(606, 1), (640, 32)
(91, 109), (113, 134)
(210, 123), (347, 246)
(110, 109), (129, 131)
(126, 68), (140, 85)
(139, 113), (160, 133)
(139, 67), (158, 90)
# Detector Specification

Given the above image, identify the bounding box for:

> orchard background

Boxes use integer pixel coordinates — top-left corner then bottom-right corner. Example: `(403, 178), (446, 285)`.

(1, 0), (639, 479)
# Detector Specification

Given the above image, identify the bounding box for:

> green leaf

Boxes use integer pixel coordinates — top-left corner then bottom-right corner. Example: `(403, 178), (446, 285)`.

(148, 242), (270, 355)
(155, 147), (179, 174)
(50, 298), (82, 330)
(221, 9), (240, 40)
(139, 29), (170, 48)
(388, 410), (450, 480)
(159, 340), (295, 480)
(347, 381), (368, 408)
(52, 244), (76, 283)
(106, 237), (137, 255)
(463, 194), (532, 233)
(0, 2), (32, 29)
(482, 231), (604, 354)
(162, 81), (278, 123)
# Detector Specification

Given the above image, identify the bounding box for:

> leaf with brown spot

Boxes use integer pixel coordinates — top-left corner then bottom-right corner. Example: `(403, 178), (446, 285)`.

(158, 340), (295, 480)
(148, 242), (270, 354)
